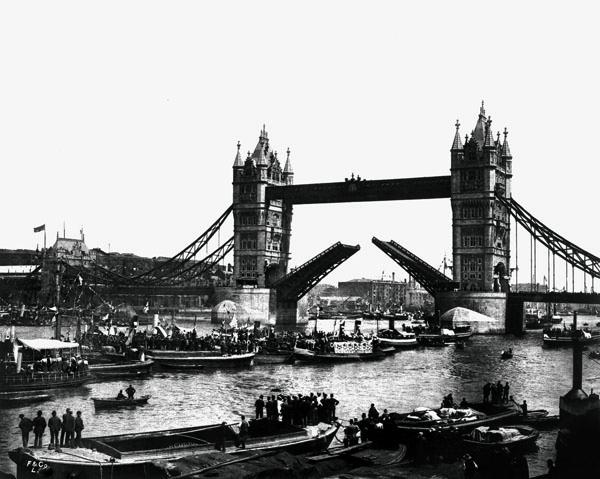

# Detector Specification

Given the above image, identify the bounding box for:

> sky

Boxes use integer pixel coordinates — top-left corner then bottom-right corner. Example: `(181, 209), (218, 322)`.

(1, 1), (599, 289)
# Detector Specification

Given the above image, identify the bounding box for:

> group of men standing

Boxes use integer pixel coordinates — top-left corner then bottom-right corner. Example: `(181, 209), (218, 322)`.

(483, 381), (511, 404)
(254, 392), (339, 426)
(18, 408), (84, 449)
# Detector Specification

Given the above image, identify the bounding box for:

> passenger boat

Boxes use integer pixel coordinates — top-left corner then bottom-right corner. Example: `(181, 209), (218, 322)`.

(293, 339), (386, 363)
(9, 419), (340, 479)
(89, 359), (154, 379)
(462, 425), (540, 455)
(390, 403), (520, 434)
(92, 395), (150, 409)
(1, 339), (91, 393)
(542, 328), (600, 347)
(148, 350), (255, 369)
(376, 329), (418, 349)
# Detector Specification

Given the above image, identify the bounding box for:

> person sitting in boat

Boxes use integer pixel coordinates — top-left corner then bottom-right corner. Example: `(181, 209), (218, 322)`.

(116, 390), (126, 400)
(459, 397), (469, 408)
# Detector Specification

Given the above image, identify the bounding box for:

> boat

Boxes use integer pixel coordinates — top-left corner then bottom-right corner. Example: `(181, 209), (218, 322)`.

(463, 425), (540, 455)
(89, 359), (154, 379)
(376, 329), (418, 349)
(543, 328), (600, 347)
(254, 350), (295, 364)
(148, 350), (255, 369)
(92, 395), (150, 409)
(500, 349), (513, 360)
(416, 334), (447, 347)
(0, 393), (52, 407)
(1, 338), (91, 393)
(293, 339), (386, 363)
(520, 411), (559, 429)
(390, 403), (520, 434)
(9, 419), (340, 479)
(589, 350), (600, 359)
(524, 308), (543, 329)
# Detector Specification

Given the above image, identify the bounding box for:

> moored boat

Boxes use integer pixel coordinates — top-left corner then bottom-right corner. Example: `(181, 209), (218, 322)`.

(89, 359), (154, 379)
(148, 350), (255, 369)
(254, 350), (294, 364)
(390, 403), (520, 434)
(543, 328), (600, 347)
(293, 339), (386, 363)
(416, 334), (447, 347)
(92, 395), (150, 408)
(9, 419), (340, 479)
(1, 338), (91, 393)
(0, 392), (52, 407)
(376, 329), (418, 349)
(463, 424), (539, 455)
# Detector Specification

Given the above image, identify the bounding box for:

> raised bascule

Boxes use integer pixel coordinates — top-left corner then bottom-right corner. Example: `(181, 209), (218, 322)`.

(45, 103), (600, 332)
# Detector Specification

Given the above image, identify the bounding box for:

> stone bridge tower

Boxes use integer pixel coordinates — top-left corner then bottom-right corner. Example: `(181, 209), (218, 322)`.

(450, 102), (513, 293)
(232, 126), (293, 288)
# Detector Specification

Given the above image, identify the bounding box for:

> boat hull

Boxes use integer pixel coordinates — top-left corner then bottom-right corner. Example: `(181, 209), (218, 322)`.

(9, 421), (339, 479)
(463, 425), (540, 456)
(92, 395), (150, 408)
(293, 347), (385, 363)
(0, 371), (91, 394)
(149, 352), (255, 369)
(254, 352), (294, 364)
(543, 334), (600, 347)
(89, 360), (154, 379)
(378, 337), (418, 349)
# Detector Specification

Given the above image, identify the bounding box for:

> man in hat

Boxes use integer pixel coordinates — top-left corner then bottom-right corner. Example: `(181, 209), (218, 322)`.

(32, 410), (46, 448)
(18, 414), (33, 448)
(48, 410), (61, 448)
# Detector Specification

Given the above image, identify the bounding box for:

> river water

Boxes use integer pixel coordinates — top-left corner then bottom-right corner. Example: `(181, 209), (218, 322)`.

(2, 316), (600, 476)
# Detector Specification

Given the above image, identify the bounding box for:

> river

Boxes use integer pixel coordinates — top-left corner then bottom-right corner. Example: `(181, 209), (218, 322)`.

(2, 316), (600, 476)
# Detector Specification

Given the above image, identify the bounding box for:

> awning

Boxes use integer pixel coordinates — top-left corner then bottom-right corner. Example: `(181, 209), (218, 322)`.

(18, 338), (79, 351)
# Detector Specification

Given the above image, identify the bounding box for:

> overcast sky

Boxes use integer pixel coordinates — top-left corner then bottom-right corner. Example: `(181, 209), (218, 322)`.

(1, 1), (598, 289)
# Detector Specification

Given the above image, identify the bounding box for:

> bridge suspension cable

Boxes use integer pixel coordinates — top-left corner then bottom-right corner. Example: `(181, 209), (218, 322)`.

(499, 195), (600, 284)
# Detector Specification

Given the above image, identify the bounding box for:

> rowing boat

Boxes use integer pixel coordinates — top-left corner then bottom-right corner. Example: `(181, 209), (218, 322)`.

(92, 395), (150, 408)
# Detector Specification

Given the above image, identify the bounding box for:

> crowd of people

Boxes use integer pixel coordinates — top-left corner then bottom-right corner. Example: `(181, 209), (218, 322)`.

(253, 391), (340, 426)
(483, 381), (511, 404)
(18, 408), (84, 449)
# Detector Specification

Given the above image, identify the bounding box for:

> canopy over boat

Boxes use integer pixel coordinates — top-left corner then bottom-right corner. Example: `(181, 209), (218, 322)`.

(18, 338), (79, 351)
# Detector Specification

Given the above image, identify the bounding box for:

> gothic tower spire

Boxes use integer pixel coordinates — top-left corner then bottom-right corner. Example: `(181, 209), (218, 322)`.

(451, 120), (463, 150)
(233, 140), (243, 167)
(501, 128), (512, 158)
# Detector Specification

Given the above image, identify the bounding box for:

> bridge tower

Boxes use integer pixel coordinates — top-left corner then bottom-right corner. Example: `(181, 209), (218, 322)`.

(450, 102), (512, 292)
(232, 126), (293, 288)
(438, 103), (513, 331)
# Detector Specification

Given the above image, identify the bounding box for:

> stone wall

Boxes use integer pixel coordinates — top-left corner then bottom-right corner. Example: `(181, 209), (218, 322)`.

(213, 287), (275, 324)
(435, 291), (507, 334)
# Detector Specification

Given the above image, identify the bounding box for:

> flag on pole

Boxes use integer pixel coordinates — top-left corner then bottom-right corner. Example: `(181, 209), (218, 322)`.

(33, 224), (45, 233)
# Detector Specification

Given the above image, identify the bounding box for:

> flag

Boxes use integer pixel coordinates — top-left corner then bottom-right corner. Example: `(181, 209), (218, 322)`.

(33, 224), (45, 233)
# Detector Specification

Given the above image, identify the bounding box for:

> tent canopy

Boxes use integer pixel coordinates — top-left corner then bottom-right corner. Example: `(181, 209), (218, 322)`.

(18, 338), (79, 351)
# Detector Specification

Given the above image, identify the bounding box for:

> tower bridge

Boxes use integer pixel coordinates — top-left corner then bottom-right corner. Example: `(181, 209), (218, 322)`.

(49, 103), (600, 332)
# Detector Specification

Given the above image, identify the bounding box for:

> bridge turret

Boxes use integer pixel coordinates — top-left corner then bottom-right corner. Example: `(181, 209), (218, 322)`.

(283, 147), (294, 184)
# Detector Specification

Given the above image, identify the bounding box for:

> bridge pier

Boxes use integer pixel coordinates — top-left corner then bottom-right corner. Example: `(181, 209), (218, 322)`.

(212, 287), (277, 325)
(435, 291), (507, 334)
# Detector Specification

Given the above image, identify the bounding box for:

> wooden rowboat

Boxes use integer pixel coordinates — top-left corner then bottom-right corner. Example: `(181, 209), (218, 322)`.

(89, 360), (154, 379)
(92, 395), (150, 408)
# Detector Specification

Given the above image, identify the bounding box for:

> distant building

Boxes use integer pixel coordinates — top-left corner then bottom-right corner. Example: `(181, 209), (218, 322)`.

(338, 276), (433, 311)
